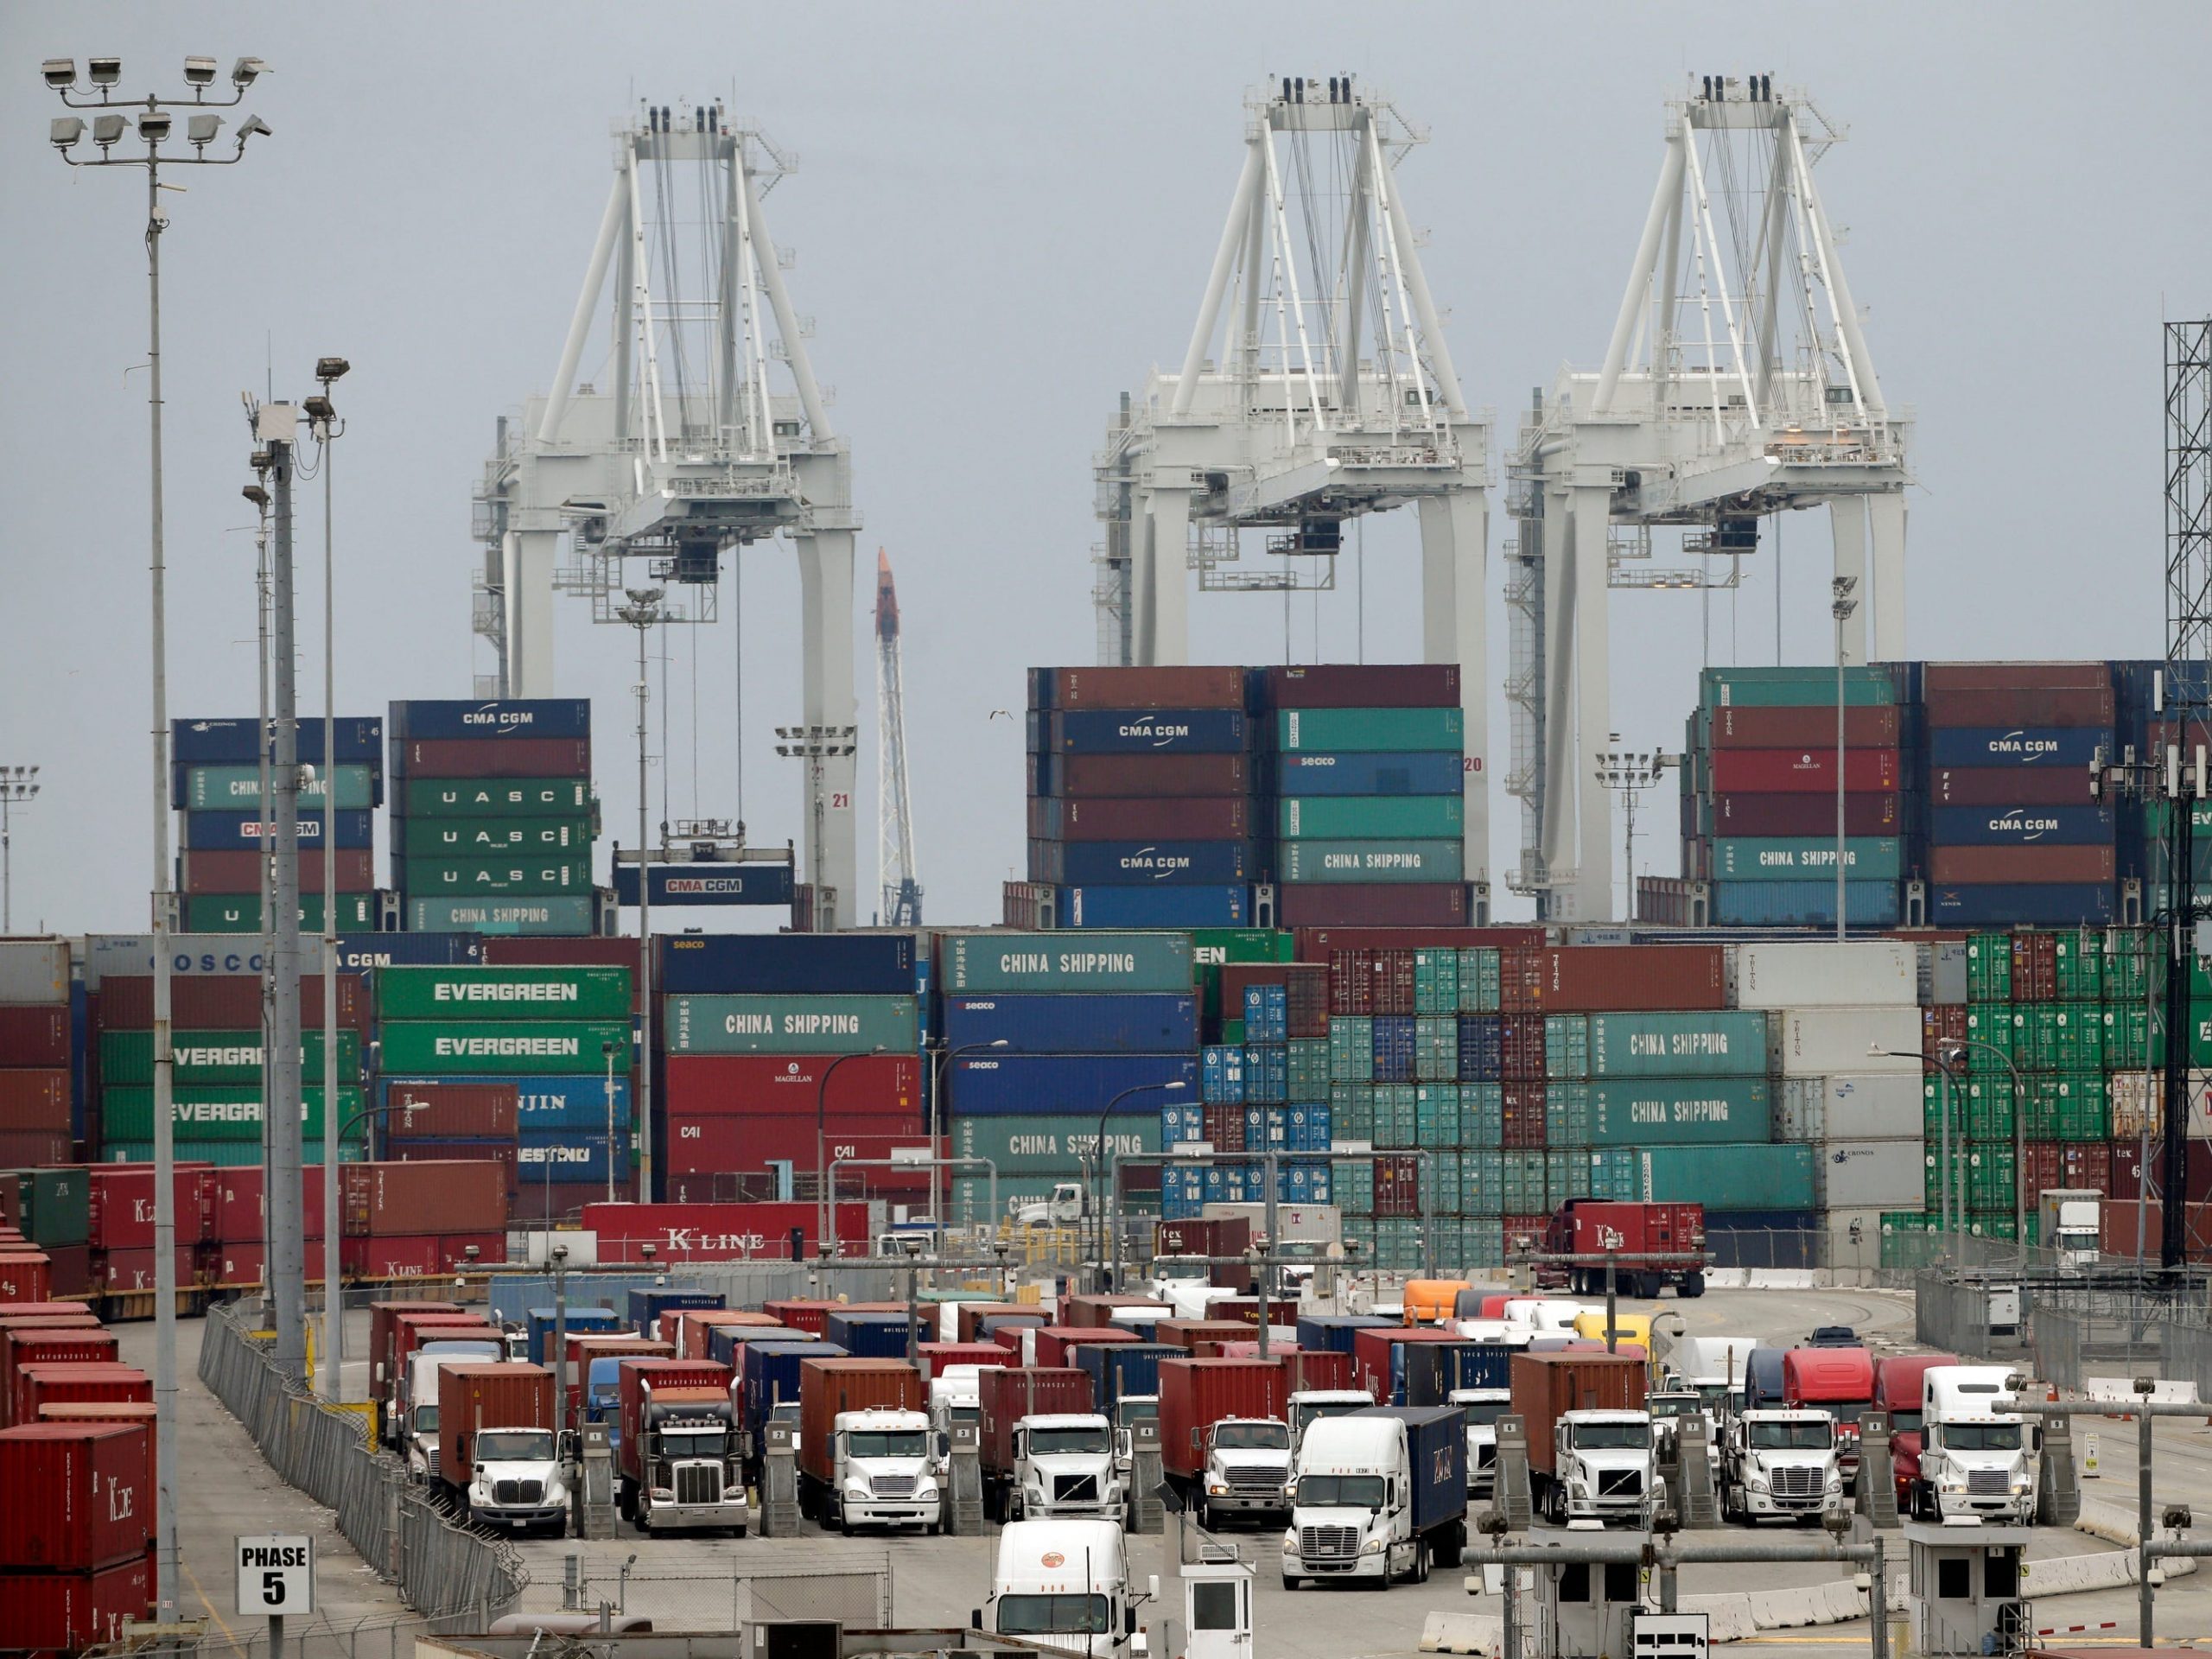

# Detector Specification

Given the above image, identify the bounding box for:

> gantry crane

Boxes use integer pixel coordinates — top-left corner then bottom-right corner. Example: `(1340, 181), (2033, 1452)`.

(1096, 75), (1492, 916)
(1505, 74), (1910, 919)
(874, 550), (920, 925)
(473, 102), (862, 928)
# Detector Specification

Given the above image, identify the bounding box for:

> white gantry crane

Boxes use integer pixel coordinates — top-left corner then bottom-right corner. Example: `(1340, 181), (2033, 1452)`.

(473, 102), (861, 928)
(1505, 74), (1910, 920)
(1096, 75), (1492, 916)
(874, 549), (920, 925)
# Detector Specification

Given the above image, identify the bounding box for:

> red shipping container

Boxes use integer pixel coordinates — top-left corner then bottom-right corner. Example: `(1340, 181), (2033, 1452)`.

(0, 1130), (70, 1166)
(89, 1166), (215, 1252)
(512, 1179), (632, 1226)
(0, 1007), (70, 1068)
(98, 1248), (199, 1296)
(952, 1304), (1046, 1344)
(1037, 665), (1248, 709)
(617, 1357), (737, 1484)
(96, 972), (366, 1031)
(1277, 884), (1471, 928)
(384, 1082), (520, 1141)
(664, 1116), (933, 1179)
(1500, 1084), (1546, 1148)
(662, 1054), (922, 1116)
(795, 1357), (923, 1486)
(1498, 949), (1546, 1014)
(1154, 1216), (1253, 1260)
(1374, 1155), (1423, 1217)
(1535, 946), (1726, 1013)
(1251, 664), (1461, 709)
(1707, 748), (1901, 794)
(3, 1330), (120, 1427)
(1707, 705), (1902, 749)
(1155, 1319), (1262, 1351)
(344, 1161), (509, 1237)
(763, 1299), (842, 1336)
(0, 1070), (71, 1132)
(211, 1167), (326, 1245)
(1705, 792), (1903, 836)
(977, 1366), (1093, 1476)
(436, 1363), (554, 1489)
(2021, 1142), (2063, 1198)
(1047, 753), (1253, 798)
(915, 1341), (1016, 1381)
(1499, 1017), (1546, 1082)
(1931, 767), (2094, 806)
(0, 1551), (152, 1650)
(1928, 846), (2115, 884)
(41, 1243), (92, 1298)
(367, 1302), (465, 1386)
(2057, 1145), (2112, 1195)
(1924, 686), (2115, 728)
(34, 1402), (156, 1521)
(1351, 1325), (1469, 1402)
(480, 936), (644, 1011)
(1200, 1106), (1247, 1154)
(0, 1252), (53, 1302)
(1510, 1353), (1646, 1475)
(669, 1311), (777, 1362)
(341, 1235), (443, 1279)
(1033, 1325), (1140, 1369)
(1158, 1357), (1289, 1479)
(179, 849), (375, 895)
(581, 1201), (874, 1263)
(207, 1243), (264, 1287)
(1922, 661), (2113, 692)
(1033, 797), (1250, 841)
(394, 737), (590, 779)
(18, 1365), (151, 1423)
(1283, 1350), (1355, 1394)
(388, 1142), (519, 1198)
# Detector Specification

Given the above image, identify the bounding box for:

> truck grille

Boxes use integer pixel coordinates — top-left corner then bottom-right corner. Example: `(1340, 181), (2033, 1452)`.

(676, 1464), (723, 1506)
(1052, 1473), (1099, 1504)
(1596, 1469), (1643, 1499)
(424, 1449), (439, 1478)
(1227, 1464), (1287, 1494)
(1967, 1468), (2010, 1497)
(492, 1478), (543, 1506)
(1299, 1525), (1360, 1562)
(870, 1474), (917, 1498)
(1770, 1465), (1821, 1499)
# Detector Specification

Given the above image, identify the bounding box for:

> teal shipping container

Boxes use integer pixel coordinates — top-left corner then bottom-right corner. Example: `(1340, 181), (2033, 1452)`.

(664, 995), (919, 1056)
(1274, 708), (1465, 753)
(185, 764), (376, 810)
(950, 1112), (1160, 1175)
(1634, 1142), (1815, 1210)
(1585, 1077), (1770, 1145)
(940, 931), (1192, 994)
(1278, 840), (1464, 884)
(1700, 666), (1899, 708)
(1278, 796), (1465, 840)
(1568, 1012), (1774, 1080)
(1707, 837), (1904, 881)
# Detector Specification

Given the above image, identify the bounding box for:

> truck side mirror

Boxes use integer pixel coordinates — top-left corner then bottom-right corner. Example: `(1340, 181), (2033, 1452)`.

(1125, 1607), (1138, 1637)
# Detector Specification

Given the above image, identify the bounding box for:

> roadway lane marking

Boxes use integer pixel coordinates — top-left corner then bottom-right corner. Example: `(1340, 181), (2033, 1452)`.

(181, 1554), (238, 1645)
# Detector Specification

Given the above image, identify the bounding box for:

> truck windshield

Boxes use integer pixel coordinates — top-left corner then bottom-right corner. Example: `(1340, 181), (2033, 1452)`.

(1153, 1260), (1209, 1283)
(1299, 1402), (1365, 1433)
(1887, 1408), (1923, 1434)
(1028, 1426), (1111, 1456)
(997, 1593), (1109, 1636)
(1296, 1474), (1385, 1508)
(950, 1405), (981, 1427)
(476, 1429), (554, 1461)
(1940, 1422), (2023, 1452)
(1647, 1397), (1695, 1419)
(659, 1429), (727, 1460)
(414, 1405), (439, 1433)
(771, 1403), (801, 1425)
(1119, 1400), (1157, 1426)
(1749, 1421), (1832, 1451)
(848, 1429), (928, 1459)
(1459, 1401), (1506, 1429)
(1573, 1422), (1650, 1451)
(1213, 1422), (1289, 1451)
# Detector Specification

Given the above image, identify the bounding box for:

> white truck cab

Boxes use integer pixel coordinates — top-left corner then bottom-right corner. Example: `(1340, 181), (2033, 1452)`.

(1281, 1413), (1461, 1588)
(1646, 1389), (1722, 1490)
(1014, 1183), (1086, 1229)
(1448, 1388), (1512, 1497)
(1667, 1336), (1764, 1415)
(931, 1367), (983, 1471)
(1289, 1389), (1375, 1459)
(830, 1408), (943, 1532)
(1503, 1299), (1584, 1332)
(465, 1427), (569, 1534)
(1719, 1409), (1843, 1522)
(1198, 1418), (1294, 1528)
(979, 1518), (1147, 1659)
(1915, 1365), (2037, 1523)
(1541, 1410), (1656, 1527)
(1016, 1413), (1123, 1522)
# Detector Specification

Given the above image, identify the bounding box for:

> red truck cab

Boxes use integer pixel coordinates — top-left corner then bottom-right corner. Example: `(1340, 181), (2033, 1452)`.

(1870, 1352), (1955, 1504)
(1538, 1202), (1707, 1299)
(1781, 1347), (1876, 1485)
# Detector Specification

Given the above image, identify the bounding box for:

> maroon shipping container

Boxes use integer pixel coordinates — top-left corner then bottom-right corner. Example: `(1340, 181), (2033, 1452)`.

(388, 1142), (518, 1200)
(1500, 1084), (1546, 1148)
(99, 1248), (200, 1296)
(340, 1234), (480, 1279)
(0, 1308), (99, 1336)
(660, 1116), (930, 1179)
(0, 1070), (70, 1131)
(207, 1243), (265, 1287)
(1047, 753), (1253, 798)
(1158, 1357), (1290, 1478)
(1922, 661), (2113, 692)
(663, 1054), (923, 1116)
(954, 1303), (1046, 1344)
(1929, 846), (2115, 884)
(618, 1357), (737, 1483)
(1293, 927), (1546, 957)
(1922, 1004), (1968, 1059)
(437, 1363), (554, 1489)
(1250, 664), (1460, 709)
(33, 1402), (156, 1522)
(1198, 1105), (1247, 1154)
(1035, 665), (1248, 710)
(1923, 686), (2115, 728)
(796, 1357), (924, 1485)
(367, 1301), (464, 1387)
(480, 936), (645, 1011)
(1351, 1326), (1469, 1402)
(1213, 966), (1327, 1039)
(41, 1243), (92, 1298)
(179, 849), (375, 895)
(1061, 1294), (1172, 1328)
(1154, 1216), (1253, 1262)
(1153, 1319), (1258, 1351)
(582, 1201), (874, 1263)
(1931, 768), (2094, 806)
(344, 1161), (509, 1238)
(1033, 1326), (1140, 1369)
(384, 1082), (520, 1141)
(1706, 792), (1903, 836)
(0, 1421), (150, 1570)
(0, 1007), (70, 1068)
(1328, 949), (1417, 1017)
(1707, 748), (1901, 794)
(915, 1341), (1017, 1381)
(513, 1179), (632, 1224)
(1032, 797), (1250, 842)
(1206, 1297), (1299, 1328)
(1277, 884), (1471, 928)
(395, 737), (590, 779)
(2, 1330), (121, 1427)
(1500, 1016), (1548, 1080)
(0, 1253), (52, 1302)
(384, 1312), (495, 1390)
(2011, 934), (2059, 1002)
(1510, 1352), (1647, 1473)
(1375, 1155), (1424, 1217)
(1283, 1350), (1355, 1394)
(977, 1366), (1093, 1475)
(1535, 946), (1726, 1013)
(89, 1166), (215, 1251)
(212, 1167), (325, 1245)
(1707, 705), (1902, 749)
(97, 973), (367, 1031)
(0, 1551), (152, 1651)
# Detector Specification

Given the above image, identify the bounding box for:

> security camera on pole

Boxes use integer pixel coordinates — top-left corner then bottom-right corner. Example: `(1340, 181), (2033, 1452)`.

(306, 357), (348, 1397)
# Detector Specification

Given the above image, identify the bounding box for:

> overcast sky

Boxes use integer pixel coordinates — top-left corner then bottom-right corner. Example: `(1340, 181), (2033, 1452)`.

(3, 2), (2207, 935)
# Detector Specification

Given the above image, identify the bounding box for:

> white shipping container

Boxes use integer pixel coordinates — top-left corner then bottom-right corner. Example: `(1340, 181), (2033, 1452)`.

(1929, 940), (1969, 1007)
(2106, 1071), (2212, 1139)
(1823, 1208), (1891, 1269)
(1812, 1139), (1926, 1209)
(1777, 1074), (1925, 1142)
(1774, 1006), (1923, 1077)
(0, 938), (70, 1003)
(1732, 942), (1917, 1010)
(1200, 1201), (1341, 1245)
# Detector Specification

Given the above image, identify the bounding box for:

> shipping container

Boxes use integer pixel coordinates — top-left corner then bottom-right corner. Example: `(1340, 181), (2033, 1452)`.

(1632, 1144), (1816, 1211)
(663, 1053), (918, 1116)
(1929, 804), (2117, 847)
(0, 1067), (69, 1126)
(1250, 664), (1462, 709)
(1813, 1140), (1925, 1209)
(1507, 1352), (1647, 1471)
(376, 965), (629, 1024)
(795, 1357), (926, 1484)
(97, 972), (367, 1031)
(582, 1201), (873, 1263)
(1928, 728), (2107, 769)
(1710, 880), (1904, 929)
(1700, 665), (1899, 707)
(99, 1027), (361, 1086)
(1774, 1007), (1923, 1076)
(663, 995), (915, 1057)
(177, 849), (375, 894)
(1535, 946), (1726, 1014)
(181, 892), (378, 934)
(1929, 884), (2115, 926)
(1059, 885), (1252, 928)
(1041, 709), (1248, 754)
(1927, 845), (2115, 884)
(1701, 792), (1903, 836)
(393, 698), (592, 741)
(391, 737), (590, 779)
(1277, 840), (1463, 885)
(99, 1086), (363, 1145)
(0, 1422), (150, 1569)
(1030, 665), (1248, 709)
(945, 1053), (1198, 1118)
(435, 1363), (554, 1488)
(977, 1366), (1094, 1474)
(2, 1330), (121, 1424)
(1561, 1011), (1772, 1079)
(344, 1162), (509, 1238)
(1036, 753), (1253, 800)
(940, 994), (1196, 1056)
(1157, 1356), (1290, 1478)
(0, 940), (71, 1004)
(1028, 797), (1252, 842)
(1730, 941), (1916, 1009)
(1271, 708), (1464, 754)
(377, 1020), (629, 1077)
(949, 1113), (1160, 1176)
(1706, 837), (1902, 882)
(382, 1081), (521, 1141)
(400, 854), (594, 896)
(1570, 1078), (1771, 1145)
(1707, 750), (1901, 794)
(182, 809), (374, 851)
(1033, 840), (1254, 887)
(397, 817), (594, 861)
(914, 1341), (1018, 1382)
(1278, 885), (1471, 927)
(1775, 1075), (1925, 1142)
(180, 762), (379, 811)
(1276, 798), (1464, 842)
(0, 1553), (152, 1650)
(401, 778), (594, 818)
(736, 1339), (845, 1429)
(172, 715), (385, 766)
(1706, 705), (1902, 747)
(939, 931), (1193, 995)
(1268, 752), (1465, 798)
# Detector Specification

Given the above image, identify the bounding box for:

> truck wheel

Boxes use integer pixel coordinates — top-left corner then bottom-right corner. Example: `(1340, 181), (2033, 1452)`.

(836, 1499), (854, 1537)
(1682, 1273), (1707, 1299)
(1435, 1524), (1463, 1567)
(1409, 1541), (1430, 1585)
(1195, 1494), (1211, 1531)
(1281, 1575), (1300, 1592)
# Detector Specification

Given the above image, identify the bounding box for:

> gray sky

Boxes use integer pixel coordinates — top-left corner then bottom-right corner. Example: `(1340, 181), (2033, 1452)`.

(3, 2), (2206, 934)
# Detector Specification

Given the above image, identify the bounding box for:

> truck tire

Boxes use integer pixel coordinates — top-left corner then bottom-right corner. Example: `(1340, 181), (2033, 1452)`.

(1435, 1522), (1464, 1567)
(1409, 1541), (1430, 1585)
(1281, 1574), (1300, 1592)
(1681, 1273), (1707, 1299)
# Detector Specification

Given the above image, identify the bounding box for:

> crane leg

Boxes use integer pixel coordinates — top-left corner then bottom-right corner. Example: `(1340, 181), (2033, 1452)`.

(1868, 493), (1907, 661)
(502, 527), (561, 697)
(1136, 486), (1191, 666)
(1571, 483), (1615, 923)
(1419, 492), (1490, 920)
(1539, 486), (1578, 900)
(797, 528), (861, 931)
(1829, 497), (1870, 665)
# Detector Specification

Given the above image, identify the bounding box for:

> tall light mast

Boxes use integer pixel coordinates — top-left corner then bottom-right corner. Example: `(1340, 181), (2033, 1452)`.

(874, 550), (920, 925)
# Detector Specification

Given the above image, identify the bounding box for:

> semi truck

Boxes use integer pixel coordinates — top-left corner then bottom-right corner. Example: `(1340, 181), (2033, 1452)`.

(2038, 1189), (2101, 1268)
(1667, 1336), (1764, 1414)
(1281, 1405), (1467, 1589)
(1536, 1201), (1707, 1298)
(1871, 1352), (1956, 1510)
(1159, 1357), (1293, 1530)
(389, 1321), (502, 1459)
(1910, 1365), (2037, 1523)
(435, 1362), (568, 1535)
(798, 1357), (940, 1534)
(1718, 1408), (1844, 1522)
(1510, 1351), (1654, 1527)
(979, 1366), (1121, 1525)
(1780, 1346), (1876, 1491)
(616, 1357), (749, 1534)
(1448, 1389), (1513, 1497)
(977, 1518), (1146, 1659)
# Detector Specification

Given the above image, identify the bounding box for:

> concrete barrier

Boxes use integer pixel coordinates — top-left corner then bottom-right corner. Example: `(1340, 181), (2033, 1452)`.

(1420, 1611), (1499, 1654)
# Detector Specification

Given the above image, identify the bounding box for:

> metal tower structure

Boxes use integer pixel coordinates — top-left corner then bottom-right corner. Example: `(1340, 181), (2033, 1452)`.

(1506, 74), (1910, 919)
(874, 549), (921, 925)
(474, 102), (861, 928)
(1096, 75), (1491, 915)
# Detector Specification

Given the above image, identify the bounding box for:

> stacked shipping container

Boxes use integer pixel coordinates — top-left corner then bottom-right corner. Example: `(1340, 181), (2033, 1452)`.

(0, 940), (73, 1169)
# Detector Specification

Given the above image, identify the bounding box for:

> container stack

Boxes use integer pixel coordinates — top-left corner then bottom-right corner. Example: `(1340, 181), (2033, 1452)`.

(937, 929), (1198, 1225)
(389, 700), (598, 936)
(172, 716), (384, 934)
(340, 1159), (510, 1277)
(658, 934), (928, 1210)
(1683, 667), (1905, 928)
(1921, 663), (2119, 926)
(0, 1421), (156, 1653)
(3, 1166), (91, 1297)
(1255, 666), (1470, 928)
(1025, 667), (1255, 929)
(0, 939), (73, 1169)
(375, 963), (632, 1222)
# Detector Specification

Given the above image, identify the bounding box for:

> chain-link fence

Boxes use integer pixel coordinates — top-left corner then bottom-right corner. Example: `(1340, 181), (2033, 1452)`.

(544, 1553), (893, 1632)
(197, 1304), (527, 1631)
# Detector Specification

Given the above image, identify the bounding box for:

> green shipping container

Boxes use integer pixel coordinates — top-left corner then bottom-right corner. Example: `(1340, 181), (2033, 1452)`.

(950, 1112), (1158, 1176)
(940, 931), (1192, 994)
(1287, 1039), (1331, 1103)
(1586, 1078), (1771, 1145)
(1333, 1157), (1376, 1215)
(1548, 1149), (1591, 1205)
(1373, 1084), (1418, 1147)
(1187, 928), (1294, 967)
(1966, 935), (2013, 1002)
(1274, 709), (1465, 753)
(1414, 1084), (1459, 1147)
(401, 778), (595, 818)
(1414, 1017), (1459, 1082)
(99, 1027), (361, 1087)
(378, 1020), (632, 1076)
(101, 1084), (366, 1142)
(1700, 665), (1899, 708)
(18, 1167), (89, 1248)
(1634, 1143), (1815, 1210)
(1547, 1084), (1591, 1147)
(1460, 1150), (1503, 1213)
(1545, 1017), (1589, 1080)
(1458, 949), (1502, 1014)
(1330, 1018), (1375, 1083)
(1706, 837), (1903, 881)
(402, 854), (594, 896)
(1277, 840), (1464, 885)
(2052, 929), (2105, 1003)
(1330, 1085), (1375, 1145)
(376, 964), (632, 1023)
(1460, 1083), (1503, 1149)
(1278, 796), (1465, 840)
(103, 1139), (365, 1168)
(1414, 948), (1461, 1014)
(2107, 936), (2154, 1006)
(183, 892), (376, 934)
(664, 995), (918, 1056)
(1963, 1005), (2014, 1071)
(185, 764), (376, 811)
(405, 895), (598, 935)
(398, 816), (594, 858)
(1583, 1012), (1772, 1079)
(1587, 1149), (1640, 1202)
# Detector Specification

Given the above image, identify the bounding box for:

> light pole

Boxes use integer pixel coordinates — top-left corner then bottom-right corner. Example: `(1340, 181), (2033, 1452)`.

(816, 1046), (887, 1254)
(0, 767), (41, 931)
(1592, 745), (1674, 922)
(775, 724), (858, 932)
(932, 1039), (1008, 1227)
(1092, 1080), (1187, 1282)
(1876, 1045), (1966, 1241)
(306, 357), (346, 1399)
(1950, 1036), (2030, 1262)
(601, 1039), (620, 1204)
(44, 51), (270, 1616)
(1830, 576), (1859, 941)
(616, 588), (663, 1203)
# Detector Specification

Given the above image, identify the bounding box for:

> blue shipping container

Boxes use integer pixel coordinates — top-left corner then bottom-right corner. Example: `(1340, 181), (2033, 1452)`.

(1161, 1103), (1207, 1144)
(380, 1074), (633, 1131)
(330, 933), (485, 970)
(627, 1287), (723, 1335)
(1358, 1407), (1466, 1531)
(1710, 880), (1903, 928)
(1059, 886), (1250, 928)
(1401, 1342), (1513, 1405)
(742, 1340), (847, 1427)
(518, 1129), (631, 1186)
(1929, 881), (2116, 926)
(943, 994), (1198, 1055)
(172, 716), (385, 766)
(655, 933), (918, 996)
(1928, 728), (2107, 769)
(1296, 1314), (1397, 1355)
(1073, 1343), (1180, 1410)
(1243, 1046), (1288, 1104)
(1201, 1047), (1246, 1104)
(1703, 1211), (1821, 1272)
(392, 698), (592, 741)
(823, 1308), (916, 1358)
(1929, 805), (2116, 846)
(1034, 841), (1255, 886)
(1243, 985), (1288, 1043)
(526, 1305), (620, 1365)
(1372, 1016), (1416, 1084)
(1269, 752), (1465, 798)
(1457, 1017), (1503, 1083)
(944, 1053), (1199, 1117)
(183, 809), (374, 851)
(1044, 708), (1248, 754)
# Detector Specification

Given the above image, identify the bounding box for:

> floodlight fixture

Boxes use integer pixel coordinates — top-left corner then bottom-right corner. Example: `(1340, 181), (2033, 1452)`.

(302, 395), (334, 423)
(236, 113), (271, 143)
(182, 57), (218, 87)
(137, 110), (171, 144)
(50, 117), (84, 150)
(241, 483), (269, 508)
(92, 114), (125, 149)
(187, 113), (222, 149)
(42, 60), (77, 90)
(232, 57), (265, 88)
(315, 357), (350, 382)
(87, 57), (122, 88)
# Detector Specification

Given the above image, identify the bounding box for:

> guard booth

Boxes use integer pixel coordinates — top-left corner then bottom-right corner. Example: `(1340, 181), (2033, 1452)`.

(1181, 1543), (1253, 1659)
(1905, 1521), (2032, 1656)
(1537, 1554), (1647, 1656)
